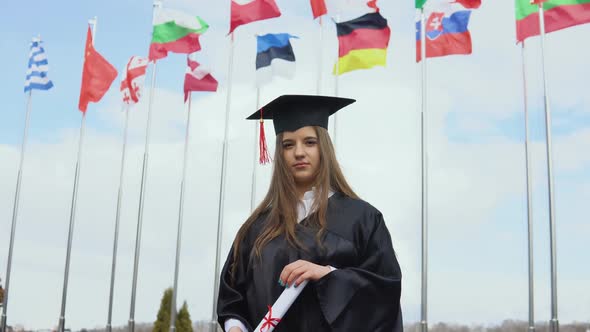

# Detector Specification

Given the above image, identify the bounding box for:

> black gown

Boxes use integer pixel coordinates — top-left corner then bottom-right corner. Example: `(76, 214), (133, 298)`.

(217, 192), (403, 331)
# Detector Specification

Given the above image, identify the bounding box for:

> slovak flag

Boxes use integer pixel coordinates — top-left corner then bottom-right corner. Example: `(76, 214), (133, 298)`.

(415, 0), (481, 62)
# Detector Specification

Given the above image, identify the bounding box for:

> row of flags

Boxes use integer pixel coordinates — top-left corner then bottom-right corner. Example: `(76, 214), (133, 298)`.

(22, 0), (590, 107)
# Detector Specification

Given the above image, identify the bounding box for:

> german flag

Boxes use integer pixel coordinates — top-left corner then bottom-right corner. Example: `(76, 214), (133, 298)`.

(335, 12), (390, 75)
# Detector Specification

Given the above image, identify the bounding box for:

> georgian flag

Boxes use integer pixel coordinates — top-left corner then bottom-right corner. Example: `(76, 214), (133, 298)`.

(120, 56), (149, 105)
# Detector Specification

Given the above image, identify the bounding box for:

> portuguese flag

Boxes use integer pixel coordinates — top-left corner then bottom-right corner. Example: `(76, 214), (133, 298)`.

(516, 0), (590, 42)
(149, 8), (209, 61)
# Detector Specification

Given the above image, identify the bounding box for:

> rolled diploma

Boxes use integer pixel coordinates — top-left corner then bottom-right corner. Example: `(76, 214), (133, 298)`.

(253, 280), (309, 332)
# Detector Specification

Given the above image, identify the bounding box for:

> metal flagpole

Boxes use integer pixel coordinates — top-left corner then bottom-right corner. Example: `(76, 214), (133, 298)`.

(0, 90), (33, 332)
(170, 93), (194, 332)
(250, 87), (261, 212)
(317, 16), (324, 95)
(106, 105), (131, 332)
(521, 41), (536, 332)
(57, 17), (96, 332)
(211, 32), (235, 332)
(537, 4), (559, 332)
(129, 3), (161, 332)
(419, 8), (429, 332)
(333, 14), (341, 146)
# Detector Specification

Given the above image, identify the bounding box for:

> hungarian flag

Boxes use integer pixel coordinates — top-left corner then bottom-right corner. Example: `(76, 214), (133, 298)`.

(516, 0), (590, 42)
(121, 56), (149, 105)
(415, 0), (481, 62)
(229, 0), (281, 34)
(335, 12), (390, 75)
(78, 26), (118, 113)
(184, 55), (218, 102)
(149, 8), (209, 61)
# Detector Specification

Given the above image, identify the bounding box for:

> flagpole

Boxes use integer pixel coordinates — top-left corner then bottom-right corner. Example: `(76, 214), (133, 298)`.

(106, 105), (131, 332)
(419, 8), (429, 332)
(57, 17), (96, 332)
(170, 93), (193, 332)
(250, 87), (261, 212)
(316, 16), (323, 95)
(211, 32), (235, 332)
(0, 90), (33, 332)
(537, 4), (559, 332)
(521, 41), (535, 332)
(333, 14), (341, 147)
(128, 3), (161, 332)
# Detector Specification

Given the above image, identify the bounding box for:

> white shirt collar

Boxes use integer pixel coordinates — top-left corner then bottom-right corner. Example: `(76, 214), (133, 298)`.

(297, 188), (335, 223)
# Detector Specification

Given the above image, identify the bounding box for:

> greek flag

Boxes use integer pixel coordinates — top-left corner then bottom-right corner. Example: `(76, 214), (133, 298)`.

(24, 37), (54, 92)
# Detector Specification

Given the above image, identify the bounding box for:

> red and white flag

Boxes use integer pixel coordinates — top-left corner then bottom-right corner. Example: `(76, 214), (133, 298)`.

(184, 54), (218, 102)
(310, 0), (328, 18)
(319, 0), (380, 21)
(120, 56), (149, 105)
(230, 0), (281, 33)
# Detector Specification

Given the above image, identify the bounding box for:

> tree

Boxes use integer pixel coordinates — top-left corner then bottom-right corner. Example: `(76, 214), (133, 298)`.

(153, 288), (193, 332)
(176, 302), (193, 332)
(153, 288), (173, 332)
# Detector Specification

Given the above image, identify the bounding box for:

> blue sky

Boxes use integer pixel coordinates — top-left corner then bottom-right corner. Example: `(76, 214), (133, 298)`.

(0, 0), (589, 330)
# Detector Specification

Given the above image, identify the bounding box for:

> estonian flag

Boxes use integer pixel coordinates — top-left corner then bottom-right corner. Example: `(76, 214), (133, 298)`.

(335, 12), (390, 75)
(255, 33), (298, 87)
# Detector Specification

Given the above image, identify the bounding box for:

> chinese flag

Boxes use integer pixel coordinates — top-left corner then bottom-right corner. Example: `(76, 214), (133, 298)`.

(78, 26), (118, 112)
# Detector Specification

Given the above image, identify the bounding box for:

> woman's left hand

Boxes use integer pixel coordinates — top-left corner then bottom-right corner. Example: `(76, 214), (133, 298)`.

(279, 260), (332, 288)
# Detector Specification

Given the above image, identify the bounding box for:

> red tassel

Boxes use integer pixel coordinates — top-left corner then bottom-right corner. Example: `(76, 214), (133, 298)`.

(259, 111), (272, 165)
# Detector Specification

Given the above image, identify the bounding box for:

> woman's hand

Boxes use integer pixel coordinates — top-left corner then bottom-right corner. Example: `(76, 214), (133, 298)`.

(279, 260), (332, 288)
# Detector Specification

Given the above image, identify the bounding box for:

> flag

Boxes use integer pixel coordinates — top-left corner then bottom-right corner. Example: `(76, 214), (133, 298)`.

(149, 8), (209, 61)
(334, 12), (390, 75)
(184, 54), (218, 102)
(324, 0), (380, 21)
(256, 33), (297, 86)
(121, 56), (149, 105)
(230, 0), (281, 34)
(416, 0), (428, 8)
(516, 0), (590, 42)
(24, 37), (54, 92)
(78, 27), (118, 113)
(310, 0), (328, 18)
(415, 0), (480, 62)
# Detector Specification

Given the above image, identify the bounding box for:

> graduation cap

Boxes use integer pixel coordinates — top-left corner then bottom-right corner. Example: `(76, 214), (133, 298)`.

(247, 95), (356, 164)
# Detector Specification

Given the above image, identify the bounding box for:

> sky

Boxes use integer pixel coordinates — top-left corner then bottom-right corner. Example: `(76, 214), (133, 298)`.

(0, 0), (589, 330)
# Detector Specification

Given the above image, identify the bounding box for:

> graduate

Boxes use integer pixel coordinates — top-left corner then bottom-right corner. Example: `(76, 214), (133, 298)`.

(217, 95), (402, 331)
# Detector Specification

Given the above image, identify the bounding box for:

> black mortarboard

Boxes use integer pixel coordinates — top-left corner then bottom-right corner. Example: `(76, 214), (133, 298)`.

(246, 95), (356, 164)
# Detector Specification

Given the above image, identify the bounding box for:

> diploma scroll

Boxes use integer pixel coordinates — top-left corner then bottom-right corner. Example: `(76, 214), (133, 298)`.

(253, 280), (309, 332)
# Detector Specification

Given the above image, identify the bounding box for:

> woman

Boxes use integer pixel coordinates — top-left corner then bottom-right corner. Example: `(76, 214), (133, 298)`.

(217, 95), (402, 331)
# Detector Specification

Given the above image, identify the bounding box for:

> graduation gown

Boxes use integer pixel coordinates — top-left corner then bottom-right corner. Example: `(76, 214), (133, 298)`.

(217, 192), (403, 331)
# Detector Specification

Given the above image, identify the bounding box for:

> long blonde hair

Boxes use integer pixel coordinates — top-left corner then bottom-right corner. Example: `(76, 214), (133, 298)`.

(230, 126), (358, 278)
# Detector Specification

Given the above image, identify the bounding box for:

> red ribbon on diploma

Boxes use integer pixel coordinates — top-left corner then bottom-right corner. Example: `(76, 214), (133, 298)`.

(260, 305), (281, 332)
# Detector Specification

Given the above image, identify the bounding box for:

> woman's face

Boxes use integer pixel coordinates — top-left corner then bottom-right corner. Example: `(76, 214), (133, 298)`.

(281, 126), (320, 188)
